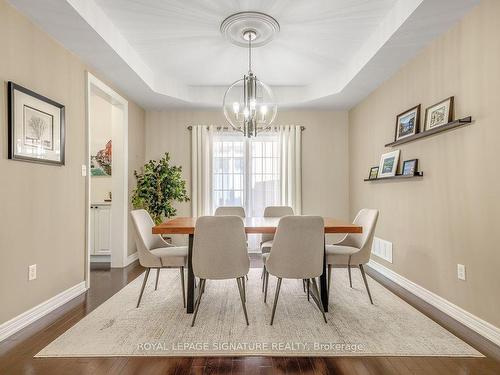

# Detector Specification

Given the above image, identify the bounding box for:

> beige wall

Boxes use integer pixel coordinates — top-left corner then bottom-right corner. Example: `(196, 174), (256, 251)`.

(145, 110), (349, 243)
(127, 101), (145, 256)
(349, 0), (500, 328)
(90, 92), (112, 203)
(0, 0), (145, 324)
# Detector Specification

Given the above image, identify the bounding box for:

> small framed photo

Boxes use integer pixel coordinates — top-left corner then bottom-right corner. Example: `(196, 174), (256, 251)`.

(8, 82), (65, 165)
(424, 96), (454, 131)
(378, 150), (400, 178)
(368, 167), (379, 180)
(402, 159), (418, 176)
(395, 105), (420, 141)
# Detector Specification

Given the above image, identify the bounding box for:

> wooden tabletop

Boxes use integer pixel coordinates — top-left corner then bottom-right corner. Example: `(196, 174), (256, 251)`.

(152, 216), (362, 235)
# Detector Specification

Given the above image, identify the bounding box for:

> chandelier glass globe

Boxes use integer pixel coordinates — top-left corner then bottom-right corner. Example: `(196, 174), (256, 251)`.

(222, 30), (278, 137)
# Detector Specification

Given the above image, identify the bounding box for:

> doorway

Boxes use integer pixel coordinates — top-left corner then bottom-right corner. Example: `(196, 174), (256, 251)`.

(85, 72), (128, 288)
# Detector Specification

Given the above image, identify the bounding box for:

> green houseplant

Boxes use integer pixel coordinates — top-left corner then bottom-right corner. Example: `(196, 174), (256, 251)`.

(131, 152), (190, 224)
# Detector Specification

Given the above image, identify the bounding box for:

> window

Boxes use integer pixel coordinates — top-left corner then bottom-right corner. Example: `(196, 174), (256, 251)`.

(212, 135), (245, 208)
(212, 133), (281, 217)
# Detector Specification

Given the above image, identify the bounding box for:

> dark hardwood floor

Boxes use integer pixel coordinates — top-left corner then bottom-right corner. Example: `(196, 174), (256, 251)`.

(1, 255), (499, 375)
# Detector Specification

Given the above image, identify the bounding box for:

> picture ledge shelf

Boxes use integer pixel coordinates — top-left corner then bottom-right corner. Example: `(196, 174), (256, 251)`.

(385, 116), (472, 147)
(364, 172), (424, 182)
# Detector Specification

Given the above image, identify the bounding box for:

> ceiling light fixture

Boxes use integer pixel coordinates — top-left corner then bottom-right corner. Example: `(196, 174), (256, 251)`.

(221, 12), (279, 137)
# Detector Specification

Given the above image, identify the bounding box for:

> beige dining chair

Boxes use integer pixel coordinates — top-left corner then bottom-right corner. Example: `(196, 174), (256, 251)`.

(259, 206), (295, 289)
(260, 206), (294, 254)
(326, 209), (379, 304)
(191, 216), (250, 326)
(263, 216), (327, 325)
(214, 206), (246, 217)
(131, 209), (188, 308)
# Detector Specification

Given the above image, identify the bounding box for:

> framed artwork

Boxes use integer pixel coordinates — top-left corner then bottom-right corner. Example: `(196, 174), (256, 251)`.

(91, 140), (112, 176)
(378, 150), (400, 178)
(395, 105), (420, 141)
(424, 96), (454, 131)
(402, 159), (418, 176)
(369, 167), (379, 180)
(8, 82), (65, 165)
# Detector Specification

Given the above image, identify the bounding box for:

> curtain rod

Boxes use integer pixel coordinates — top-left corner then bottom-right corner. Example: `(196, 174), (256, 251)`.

(187, 125), (305, 131)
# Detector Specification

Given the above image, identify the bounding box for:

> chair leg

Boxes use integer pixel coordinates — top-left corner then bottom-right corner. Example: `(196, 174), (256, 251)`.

(191, 279), (205, 327)
(262, 266), (266, 293)
(237, 278), (249, 325)
(306, 279), (310, 301)
(359, 264), (374, 304)
(136, 268), (150, 308)
(242, 275), (246, 303)
(348, 256), (353, 288)
(327, 264), (332, 294)
(155, 268), (160, 291)
(180, 266), (186, 308)
(264, 269), (269, 303)
(310, 278), (328, 323)
(302, 279), (306, 293)
(270, 277), (282, 325)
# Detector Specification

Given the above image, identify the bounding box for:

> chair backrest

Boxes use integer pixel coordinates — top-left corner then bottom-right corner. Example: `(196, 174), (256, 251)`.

(262, 206), (294, 243)
(266, 216), (324, 279)
(343, 209), (379, 265)
(193, 216), (249, 279)
(214, 206), (246, 217)
(130, 209), (165, 267)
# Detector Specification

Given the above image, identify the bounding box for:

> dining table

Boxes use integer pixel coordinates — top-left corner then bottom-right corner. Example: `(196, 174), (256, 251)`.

(153, 216), (362, 313)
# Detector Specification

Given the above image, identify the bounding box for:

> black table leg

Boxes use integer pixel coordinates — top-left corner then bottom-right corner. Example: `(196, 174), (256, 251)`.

(320, 237), (329, 312)
(186, 233), (197, 313)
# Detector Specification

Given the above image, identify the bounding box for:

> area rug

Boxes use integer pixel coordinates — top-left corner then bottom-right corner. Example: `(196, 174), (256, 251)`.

(36, 268), (482, 357)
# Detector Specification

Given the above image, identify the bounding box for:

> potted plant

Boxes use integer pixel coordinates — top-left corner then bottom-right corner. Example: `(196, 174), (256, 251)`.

(131, 152), (189, 225)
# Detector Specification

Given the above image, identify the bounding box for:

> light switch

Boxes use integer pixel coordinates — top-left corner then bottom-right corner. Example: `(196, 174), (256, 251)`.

(81, 164), (87, 176)
(28, 264), (37, 281)
(457, 264), (466, 281)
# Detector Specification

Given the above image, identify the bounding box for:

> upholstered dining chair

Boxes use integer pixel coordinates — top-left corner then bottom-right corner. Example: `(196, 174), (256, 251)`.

(215, 206), (249, 280)
(326, 209), (379, 304)
(259, 206), (294, 288)
(191, 215), (250, 327)
(263, 216), (327, 325)
(260, 206), (294, 254)
(131, 209), (188, 308)
(214, 206), (246, 217)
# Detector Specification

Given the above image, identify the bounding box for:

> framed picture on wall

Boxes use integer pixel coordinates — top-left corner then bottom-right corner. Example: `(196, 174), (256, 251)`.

(394, 105), (420, 142)
(368, 166), (379, 180)
(378, 150), (400, 178)
(424, 96), (454, 131)
(402, 159), (418, 176)
(91, 140), (112, 176)
(8, 82), (65, 165)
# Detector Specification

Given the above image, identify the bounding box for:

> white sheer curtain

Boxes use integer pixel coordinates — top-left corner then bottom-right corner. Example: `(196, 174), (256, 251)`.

(191, 124), (302, 218)
(278, 125), (302, 214)
(191, 125), (214, 217)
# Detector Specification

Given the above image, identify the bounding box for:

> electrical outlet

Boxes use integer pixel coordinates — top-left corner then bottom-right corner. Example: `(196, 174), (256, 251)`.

(457, 264), (466, 281)
(28, 264), (37, 281)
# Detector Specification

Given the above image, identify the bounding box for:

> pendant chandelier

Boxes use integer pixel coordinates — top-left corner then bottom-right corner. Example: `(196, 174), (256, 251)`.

(221, 12), (279, 137)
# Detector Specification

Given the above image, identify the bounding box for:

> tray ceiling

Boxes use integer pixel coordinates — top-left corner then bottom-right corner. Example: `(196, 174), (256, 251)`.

(8, 0), (479, 109)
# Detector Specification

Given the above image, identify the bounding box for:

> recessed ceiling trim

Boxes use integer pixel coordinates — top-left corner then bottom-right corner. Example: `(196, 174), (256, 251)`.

(7, 0), (481, 109)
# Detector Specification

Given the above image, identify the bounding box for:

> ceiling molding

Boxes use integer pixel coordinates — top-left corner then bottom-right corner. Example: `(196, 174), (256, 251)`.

(7, 0), (480, 109)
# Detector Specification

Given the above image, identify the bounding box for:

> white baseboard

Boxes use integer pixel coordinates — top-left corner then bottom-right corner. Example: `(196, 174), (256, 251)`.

(126, 251), (138, 266)
(368, 260), (500, 347)
(0, 281), (87, 342)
